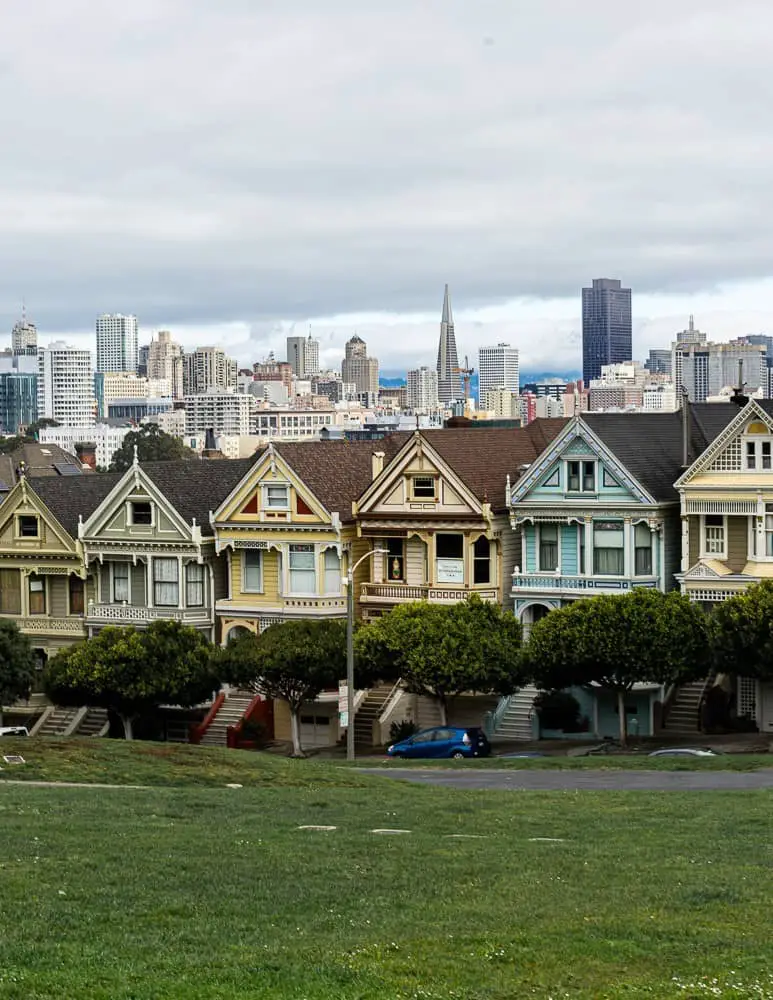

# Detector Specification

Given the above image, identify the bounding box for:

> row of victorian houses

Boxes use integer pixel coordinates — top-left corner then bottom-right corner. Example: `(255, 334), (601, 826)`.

(4, 397), (773, 745)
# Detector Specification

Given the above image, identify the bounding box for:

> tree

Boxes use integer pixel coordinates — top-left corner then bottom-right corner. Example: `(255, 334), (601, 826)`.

(108, 424), (195, 472)
(712, 581), (773, 680)
(217, 619), (349, 757)
(521, 589), (712, 744)
(44, 621), (219, 739)
(355, 595), (525, 726)
(25, 418), (60, 440)
(0, 621), (37, 725)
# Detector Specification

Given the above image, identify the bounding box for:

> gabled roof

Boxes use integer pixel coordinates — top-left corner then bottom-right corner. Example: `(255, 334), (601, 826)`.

(675, 398), (773, 486)
(417, 420), (568, 511)
(583, 404), (739, 503)
(28, 472), (123, 537)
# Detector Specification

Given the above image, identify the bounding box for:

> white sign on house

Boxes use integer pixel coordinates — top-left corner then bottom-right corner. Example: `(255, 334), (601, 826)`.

(436, 559), (464, 584)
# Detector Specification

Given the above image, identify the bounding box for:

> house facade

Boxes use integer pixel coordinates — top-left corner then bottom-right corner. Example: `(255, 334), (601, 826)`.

(677, 398), (773, 734)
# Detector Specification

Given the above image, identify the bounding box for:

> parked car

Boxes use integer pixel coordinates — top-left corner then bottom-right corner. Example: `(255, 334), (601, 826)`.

(0, 726), (29, 737)
(648, 747), (720, 758)
(387, 726), (491, 759)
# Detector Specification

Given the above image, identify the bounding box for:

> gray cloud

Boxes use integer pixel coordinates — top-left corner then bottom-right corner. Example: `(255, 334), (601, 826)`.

(1, 0), (772, 368)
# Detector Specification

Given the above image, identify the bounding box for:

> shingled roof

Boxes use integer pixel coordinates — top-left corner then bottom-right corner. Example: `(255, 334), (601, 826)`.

(583, 403), (740, 503)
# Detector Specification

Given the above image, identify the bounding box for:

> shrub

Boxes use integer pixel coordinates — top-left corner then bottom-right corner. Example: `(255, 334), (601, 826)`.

(389, 719), (418, 743)
(533, 690), (581, 731)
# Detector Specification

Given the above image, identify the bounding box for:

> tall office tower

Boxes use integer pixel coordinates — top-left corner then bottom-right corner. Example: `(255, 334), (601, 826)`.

(96, 314), (138, 373)
(11, 315), (37, 354)
(436, 284), (460, 403)
(341, 335), (379, 395)
(478, 343), (520, 399)
(581, 278), (632, 385)
(645, 349), (672, 376)
(137, 344), (150, 376)
(678, 340), (766, 402)
(38, 342), (95, 426)
(182, 346), (237, 395)
(671, 316), (709, 393)
(287, 333), (320, 378)
(406, 366), (439, 410)
(0, 372), (37, 433)
(147, 330), (184, 398)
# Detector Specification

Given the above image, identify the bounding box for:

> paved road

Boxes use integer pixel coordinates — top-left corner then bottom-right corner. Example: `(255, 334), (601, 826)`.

(373, 767), (773, 791)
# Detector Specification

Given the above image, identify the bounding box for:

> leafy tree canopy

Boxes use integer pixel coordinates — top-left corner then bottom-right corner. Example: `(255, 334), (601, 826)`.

(711, 581), (773, 680)
(355, 595), (524, 724)
(218, 619), (349, 757)
(44, 620), (219, 739)
(522, 589), (712, 742)
(108, 424), (195, 472)
(0, 621), (37, 720)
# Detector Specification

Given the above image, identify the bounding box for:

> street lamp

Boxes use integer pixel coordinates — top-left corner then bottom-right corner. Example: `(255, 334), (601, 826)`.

(344, 547), (388, 761)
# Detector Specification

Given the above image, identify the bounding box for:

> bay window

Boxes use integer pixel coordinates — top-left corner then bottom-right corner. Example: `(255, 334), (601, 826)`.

(186, 563), (205, 607)
(634, 523), (653, 576)
(289, 544), (316, 594)
(473, 536), (491, 584)
(593, 521), (624, 576)
(324, 548), (341, 594)
(242, 550), (263, 592)
(538, 524), (559, 571)
(436, 533), (464, 584)
(153, 558), (179, 607)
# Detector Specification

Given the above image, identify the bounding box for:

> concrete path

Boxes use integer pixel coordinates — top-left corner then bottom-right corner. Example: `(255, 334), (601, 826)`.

(373, 767), (773, 791)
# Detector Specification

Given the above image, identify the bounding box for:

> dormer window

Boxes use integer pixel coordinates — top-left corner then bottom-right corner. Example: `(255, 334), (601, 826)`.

(264, 485), (289, 510)
(412, 476), (437, 500)
(567, 460), (596, 493)
(17, 515), (39, 538)
(130, 501), (153, 526)
(745, 440), (773, 471)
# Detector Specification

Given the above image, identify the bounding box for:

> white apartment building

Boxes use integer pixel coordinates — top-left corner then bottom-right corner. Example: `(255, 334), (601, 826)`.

(478, 343), (520, 399)
(482, 388), (520, 418)
(39, 423), (131, 469)
(12, 320), (37, 353)
(406, 366), (439, 410)
(286, 334), (320, 378)
(253, 409), (335, 440)
(642, 384), (678, 411)
(147, 408), (186, 436)
(184, 389), (255, 435)
(147, 331), (184, 398)
(96, 314), (138, 374)
(38, 342), (95, 427)
(182, 346), (237, 395)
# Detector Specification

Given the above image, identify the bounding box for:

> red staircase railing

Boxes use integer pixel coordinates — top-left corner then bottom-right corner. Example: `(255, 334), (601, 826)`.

(189, 692), (225, 745)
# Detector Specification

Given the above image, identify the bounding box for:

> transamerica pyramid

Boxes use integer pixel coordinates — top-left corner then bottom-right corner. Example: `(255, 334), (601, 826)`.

(436, 283), (460, 403)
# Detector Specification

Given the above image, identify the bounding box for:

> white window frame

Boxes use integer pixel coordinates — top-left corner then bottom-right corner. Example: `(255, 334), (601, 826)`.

(749, 507), (773, 560)
(700, 514), (727, 559)
(185, 562), (205, 607)
(128, 500), (154, 527)
(16, 514), (40, 539)
(566, 460), (597, 493)
(592, 521), (625, 577)
(411, 476), (437, 500)
(153, 557), (179, 607)
(536, 523), (560, 572)
(288, 544), (317, 595)
(262, 484), (290, 510)
(633, 522), (654, 577)
(112, 562), (130, 603)
(435, 533), (465, 585)
(323, 548), (341, 595)
(242, 549), (264, 593)
(743, 437), (773, 472)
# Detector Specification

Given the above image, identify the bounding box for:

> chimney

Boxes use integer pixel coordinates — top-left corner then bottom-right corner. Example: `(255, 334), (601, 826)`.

(371, 451), (385, 480)
(730, 359), (749, 407)
(75, 441), (97, 471)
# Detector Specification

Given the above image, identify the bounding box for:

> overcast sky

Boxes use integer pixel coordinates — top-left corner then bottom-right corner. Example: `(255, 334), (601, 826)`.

(3, 1), (773, 374)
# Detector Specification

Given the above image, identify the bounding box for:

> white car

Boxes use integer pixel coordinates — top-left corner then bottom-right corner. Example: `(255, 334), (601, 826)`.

(0, 726), (29, 737)
(648, 747), (719, 758)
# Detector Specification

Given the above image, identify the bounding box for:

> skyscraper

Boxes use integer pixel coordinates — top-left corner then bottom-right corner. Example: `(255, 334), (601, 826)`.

(581, 278), (632, 385)
(436, 284), (460, 403)
(147, 331), (184, 398)
(11, 315), (37, 354)
(406, 367), (439, 410)
(478, 343), (520, 399)
(182, 346), (237, 395)
(38, 342), (94, 426)
(341, 335), (379, 396)
(287, 333), (320, 378)
(96, 314), (138, 373)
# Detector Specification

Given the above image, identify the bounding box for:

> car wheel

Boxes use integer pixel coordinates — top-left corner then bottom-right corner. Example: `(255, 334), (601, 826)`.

(451, 751), (466, 759)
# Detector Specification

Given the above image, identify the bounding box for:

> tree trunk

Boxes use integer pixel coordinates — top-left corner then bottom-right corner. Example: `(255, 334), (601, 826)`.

(617, 690), (627, 746)
(437, 697), (447, 727)
(289, 706), (305, 758)
(119, 713), (135, 741)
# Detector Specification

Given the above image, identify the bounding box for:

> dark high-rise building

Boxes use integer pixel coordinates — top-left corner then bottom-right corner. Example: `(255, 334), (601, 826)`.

(581, 278), (632, 385)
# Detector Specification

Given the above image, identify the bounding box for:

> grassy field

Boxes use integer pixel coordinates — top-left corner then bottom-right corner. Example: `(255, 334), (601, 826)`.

(1, 742), (773, 999)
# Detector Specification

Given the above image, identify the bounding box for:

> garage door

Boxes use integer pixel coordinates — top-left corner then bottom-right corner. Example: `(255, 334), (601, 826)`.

(300, 713), (334, 748)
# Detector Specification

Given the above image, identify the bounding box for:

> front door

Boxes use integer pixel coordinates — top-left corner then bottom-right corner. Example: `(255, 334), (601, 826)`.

(760, 683), (773, 733)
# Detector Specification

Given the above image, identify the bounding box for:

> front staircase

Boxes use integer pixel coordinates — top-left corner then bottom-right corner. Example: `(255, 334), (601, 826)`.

(76, 708), (109, 737)
(354, 683), (396, 750)
(660, 680), (707, 736)
(32, 706), (81, 737)
(198, 694), (254, 747)
(489, 685), (539, 741)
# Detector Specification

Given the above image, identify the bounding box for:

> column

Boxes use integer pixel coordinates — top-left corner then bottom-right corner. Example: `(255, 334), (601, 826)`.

(177, 556), (184, 609)
(681, 516), (689, 573)
(146, 557), (153, 608)
(624, 517), (632, 579)
(584, 519), (592, 576)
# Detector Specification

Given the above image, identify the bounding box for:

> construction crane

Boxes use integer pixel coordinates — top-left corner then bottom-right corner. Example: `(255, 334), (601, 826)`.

(452, 356), (475, 417)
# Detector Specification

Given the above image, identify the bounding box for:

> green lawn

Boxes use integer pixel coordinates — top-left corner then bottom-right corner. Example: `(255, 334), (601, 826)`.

(1, 742), (773, 998)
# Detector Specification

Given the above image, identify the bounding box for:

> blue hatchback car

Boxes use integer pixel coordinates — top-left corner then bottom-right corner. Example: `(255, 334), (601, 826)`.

(386, 726), (491, 760)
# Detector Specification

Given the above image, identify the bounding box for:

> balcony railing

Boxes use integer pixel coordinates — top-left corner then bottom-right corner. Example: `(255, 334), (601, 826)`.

(8, 616), (87, 636)
(216, 596), (347, 614)
(360, 583), (498, 604)
(86, 603), (213, 625)
(511, 573), (658, 594)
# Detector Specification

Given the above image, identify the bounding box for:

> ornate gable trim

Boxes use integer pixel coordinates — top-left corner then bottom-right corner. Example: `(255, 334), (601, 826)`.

(0, 479), (78, 553)
(80, 465), (194, 542)
(675, 399), (768, 487)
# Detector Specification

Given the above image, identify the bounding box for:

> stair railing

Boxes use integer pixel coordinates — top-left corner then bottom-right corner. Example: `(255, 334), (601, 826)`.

(484, 695), (512, 739)
(190, 692), (225, 745)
